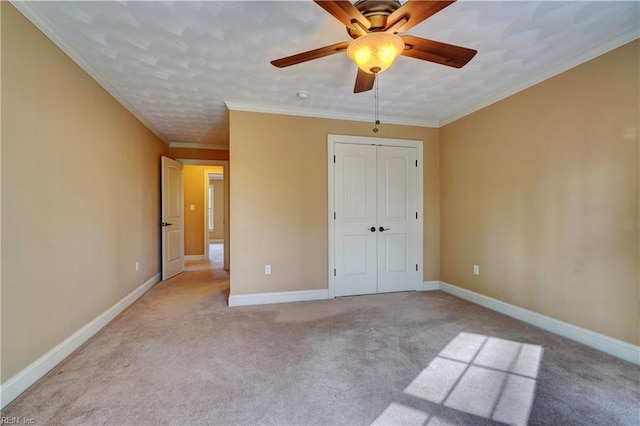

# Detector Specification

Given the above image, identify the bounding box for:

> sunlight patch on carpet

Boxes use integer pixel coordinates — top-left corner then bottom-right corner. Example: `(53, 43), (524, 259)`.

(373, 332), (544, 426)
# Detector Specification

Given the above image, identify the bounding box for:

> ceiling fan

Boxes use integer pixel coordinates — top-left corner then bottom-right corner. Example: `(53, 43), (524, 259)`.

(271, 0), (477, 93)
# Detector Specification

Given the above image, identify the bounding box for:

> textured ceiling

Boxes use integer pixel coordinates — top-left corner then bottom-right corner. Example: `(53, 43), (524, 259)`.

(15, 1), (640, 147)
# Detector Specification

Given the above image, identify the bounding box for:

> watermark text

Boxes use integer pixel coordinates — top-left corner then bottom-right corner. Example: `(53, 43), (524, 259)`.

(1, 417), (35, 424)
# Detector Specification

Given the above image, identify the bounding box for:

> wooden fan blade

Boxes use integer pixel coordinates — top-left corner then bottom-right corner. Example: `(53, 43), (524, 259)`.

(401, 35), (477, 68)
(354, 68), (375, 93)
(314, 1), (371, 32)
(385, 0), (455, 33)
(271, 41), (350, 68)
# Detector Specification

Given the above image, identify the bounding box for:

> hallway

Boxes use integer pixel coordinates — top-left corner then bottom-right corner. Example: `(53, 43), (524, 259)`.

(182, 242), (229, 303)
(185, 242), (227, 273)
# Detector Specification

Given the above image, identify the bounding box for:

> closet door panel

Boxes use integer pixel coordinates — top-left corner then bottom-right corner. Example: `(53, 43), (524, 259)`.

(334, 143), (378, 296)
(377, 146), (419, 293)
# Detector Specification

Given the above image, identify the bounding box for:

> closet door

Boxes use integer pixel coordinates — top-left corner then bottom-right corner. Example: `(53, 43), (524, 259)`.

(334, 143), (378, 296)
(376, 146), (419, 293)
(333, 143), (419, 296)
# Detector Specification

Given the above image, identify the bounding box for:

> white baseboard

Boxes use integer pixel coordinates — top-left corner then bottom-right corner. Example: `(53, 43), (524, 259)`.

(229, 289), (329, 307)
(184, 255), (204, 261)
(420, 281), (440, 291)
(438, 281), (640, 365)
(0, 273), (161, 408)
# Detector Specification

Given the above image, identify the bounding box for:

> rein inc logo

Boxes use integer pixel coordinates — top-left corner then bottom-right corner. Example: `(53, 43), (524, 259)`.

(1, 417), (35, 424)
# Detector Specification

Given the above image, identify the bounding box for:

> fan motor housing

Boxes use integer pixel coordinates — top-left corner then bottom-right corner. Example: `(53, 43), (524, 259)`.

(347, 0), (402, 38)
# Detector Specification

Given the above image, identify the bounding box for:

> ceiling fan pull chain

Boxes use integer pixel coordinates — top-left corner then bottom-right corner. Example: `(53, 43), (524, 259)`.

(373, 72), (380, 133)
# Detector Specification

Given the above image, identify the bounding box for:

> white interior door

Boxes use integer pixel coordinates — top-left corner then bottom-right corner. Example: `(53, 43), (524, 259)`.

(334, 143), (378, 296)
(161, 156), (184, 280)
(377, 146), (419, 293)
(333, 143), (419, 296)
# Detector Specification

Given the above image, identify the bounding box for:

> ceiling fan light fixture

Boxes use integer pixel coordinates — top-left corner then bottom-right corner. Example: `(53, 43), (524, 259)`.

(347, 32), (405, 74)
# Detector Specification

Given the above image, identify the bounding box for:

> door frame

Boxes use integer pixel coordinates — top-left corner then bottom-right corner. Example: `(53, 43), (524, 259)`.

(327, 134), (423, 298)
(177, 159), (230, 270)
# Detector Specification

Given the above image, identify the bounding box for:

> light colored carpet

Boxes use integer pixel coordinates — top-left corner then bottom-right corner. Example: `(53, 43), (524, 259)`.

(2, 251), (638, 425)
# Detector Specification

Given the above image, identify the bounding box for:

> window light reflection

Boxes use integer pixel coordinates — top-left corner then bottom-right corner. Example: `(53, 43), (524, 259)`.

(372, 332), (544, 426)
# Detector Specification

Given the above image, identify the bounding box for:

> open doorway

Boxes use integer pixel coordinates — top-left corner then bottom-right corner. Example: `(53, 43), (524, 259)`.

(178, 160), (229, 271)
(203, 166), (226, 267)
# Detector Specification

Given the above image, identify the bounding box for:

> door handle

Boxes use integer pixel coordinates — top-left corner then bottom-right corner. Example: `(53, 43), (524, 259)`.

(369, 227), (376, 232)
(379, 227), (390, 232)
(161, 222), (173, 227)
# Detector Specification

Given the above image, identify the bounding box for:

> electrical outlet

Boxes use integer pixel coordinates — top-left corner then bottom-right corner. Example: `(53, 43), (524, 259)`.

(135, 261), (139, 272)
(265, 264), (271, 275)
(473, 264), (479, 275)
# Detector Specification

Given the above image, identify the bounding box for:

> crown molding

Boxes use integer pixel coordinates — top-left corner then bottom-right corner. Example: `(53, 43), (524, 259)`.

(10, 0), (171, 146)
(440, 30), (640, 127)
(225, 101), (439, 128)
(170, 142), (229, 151)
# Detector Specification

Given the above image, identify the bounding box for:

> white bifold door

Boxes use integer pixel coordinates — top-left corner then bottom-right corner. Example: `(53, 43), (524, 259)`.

(334, 143), (419, 297)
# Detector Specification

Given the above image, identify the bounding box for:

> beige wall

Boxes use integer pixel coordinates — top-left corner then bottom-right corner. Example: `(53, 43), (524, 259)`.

(440, 40), (639, 345)
(1, 3), (169, 381)
(210, 179), (225, 240)
(184, 165), (206, 256)
(229, 111), (439, 295)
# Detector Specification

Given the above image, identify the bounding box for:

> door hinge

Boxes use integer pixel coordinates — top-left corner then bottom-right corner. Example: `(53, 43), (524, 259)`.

(334, 268), (336, 277)
(416, 160), (418, 167)
(416, 264), (418, 271)
(334, 212), (336, 220)
(333, 155), (336, 163)
(416, 212), (418, 219)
